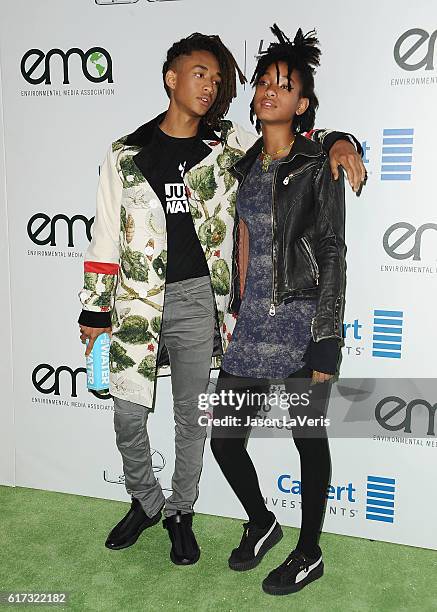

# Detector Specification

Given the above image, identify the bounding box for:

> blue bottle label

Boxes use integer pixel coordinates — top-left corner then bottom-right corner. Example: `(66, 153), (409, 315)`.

(86, 333), (111, 391)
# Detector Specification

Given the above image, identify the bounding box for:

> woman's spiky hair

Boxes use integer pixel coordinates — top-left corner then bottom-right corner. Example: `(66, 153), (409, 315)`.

(250, 25), (321, 134)
(163, 33), (246, 128)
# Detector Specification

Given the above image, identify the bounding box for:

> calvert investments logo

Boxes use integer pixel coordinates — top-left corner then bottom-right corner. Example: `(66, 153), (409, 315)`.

(366, 476), (396, 523)
(343, 309), (406, 360)
(380, 129), (414, 181)
(392, 28), (437, 87)
(343, 318), (365, 357)
(273, 474), (358, 519)
(372, 310), (403, 359)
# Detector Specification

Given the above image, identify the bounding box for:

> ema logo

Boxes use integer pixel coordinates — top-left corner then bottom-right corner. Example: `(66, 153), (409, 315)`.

(32, 363), (111, 400)
(372, 310), (404, 359)
(381, 129), (414, 181)
(366, 475), (395, 523)
(21, 47), (113, 85)
(375, 395), (437, 436)
(27, 213), (94, 247)
(383, 222), (437, 261)
(394, 29), (436, 71)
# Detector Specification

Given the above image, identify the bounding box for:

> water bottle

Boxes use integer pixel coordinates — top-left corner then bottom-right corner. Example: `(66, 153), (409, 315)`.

(86, 332), (110, 391)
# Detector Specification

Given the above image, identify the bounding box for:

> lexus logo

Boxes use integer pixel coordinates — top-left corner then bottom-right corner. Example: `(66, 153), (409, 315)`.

(394, 28), (437, 71)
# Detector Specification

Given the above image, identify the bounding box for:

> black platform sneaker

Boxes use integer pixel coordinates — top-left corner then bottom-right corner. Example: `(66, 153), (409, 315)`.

(228, 515), (283, 571)
(262, 549), (324, 595)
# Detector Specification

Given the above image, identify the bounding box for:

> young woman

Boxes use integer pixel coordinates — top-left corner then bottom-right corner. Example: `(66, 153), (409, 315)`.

(210, 26), (346, 595)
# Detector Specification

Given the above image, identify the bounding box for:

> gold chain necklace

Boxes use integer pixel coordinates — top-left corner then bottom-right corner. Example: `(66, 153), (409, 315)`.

(260, 139), (295, 172)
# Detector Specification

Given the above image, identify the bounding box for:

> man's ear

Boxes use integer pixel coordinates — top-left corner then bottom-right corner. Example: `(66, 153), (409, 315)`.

(165, 69), (177, 93)
(296, 98), (309, 115)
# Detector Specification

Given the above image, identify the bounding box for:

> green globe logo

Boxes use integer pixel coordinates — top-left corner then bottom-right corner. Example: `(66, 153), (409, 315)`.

(21, 47), (113, 85)
(87, 51), (108, 78)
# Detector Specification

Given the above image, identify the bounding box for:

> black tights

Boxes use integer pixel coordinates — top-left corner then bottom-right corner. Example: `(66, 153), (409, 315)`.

(210, 366), (331, 559)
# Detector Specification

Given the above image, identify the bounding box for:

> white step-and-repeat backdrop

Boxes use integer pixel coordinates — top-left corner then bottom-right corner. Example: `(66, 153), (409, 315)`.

(0, 0), (436, 549)
(0, 57), (14, 487)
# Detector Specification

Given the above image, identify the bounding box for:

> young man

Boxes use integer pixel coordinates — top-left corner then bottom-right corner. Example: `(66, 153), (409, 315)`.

(78, 32), (365, 566)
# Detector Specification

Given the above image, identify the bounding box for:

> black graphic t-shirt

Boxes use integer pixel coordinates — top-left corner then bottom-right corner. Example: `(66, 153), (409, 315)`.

(146, 127), (210, 284)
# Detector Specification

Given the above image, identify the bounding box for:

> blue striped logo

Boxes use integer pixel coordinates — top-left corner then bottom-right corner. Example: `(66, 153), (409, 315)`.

(366, 475), (395, 523)
(381, 128), (414, 181)
(372, 310), (403, 359)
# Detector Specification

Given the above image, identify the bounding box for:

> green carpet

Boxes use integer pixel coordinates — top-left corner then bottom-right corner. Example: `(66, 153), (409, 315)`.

(0, 486), (435, 611)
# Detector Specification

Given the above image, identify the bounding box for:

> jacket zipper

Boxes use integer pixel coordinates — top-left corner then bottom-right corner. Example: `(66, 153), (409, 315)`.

(301, 237), (319, 285)
(269, 153), (322, 316)
(229, 169), (245, 312)
(282, 161), (320, 185)
(232, 150), (322, 317)
(269, 163), (279, 316)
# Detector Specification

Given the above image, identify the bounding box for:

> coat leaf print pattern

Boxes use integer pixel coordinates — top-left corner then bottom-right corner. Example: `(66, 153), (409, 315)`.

(217, 147), (242, 194)
(150, 316), (162, 335)
(119, 155), (145, 188)
(110, 341), (136, 373)
(187, 165), (217, 205)
(137, 355), (156, 381)
(211, 259), (230, 295)
(152, 249), (167, 280)
(121, 246), (149, 282)
(126, 214), (135, 243)
(94, 275), (116, 307)
(83, 273), (115, 308)
(84, 272), (98, 292)
(113, 315), (155, 344)
(198, 216), (226, 250)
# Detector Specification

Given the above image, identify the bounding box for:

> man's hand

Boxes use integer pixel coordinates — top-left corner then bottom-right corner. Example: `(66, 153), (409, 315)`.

(79, 325), (112, 357)
(312, 370), (333, 385)
(329, 140), (366, 193)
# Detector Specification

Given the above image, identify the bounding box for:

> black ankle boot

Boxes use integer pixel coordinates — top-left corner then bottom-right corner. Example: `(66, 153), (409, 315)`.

(162, 511), (200, 565)
(105, 498), (162, 550)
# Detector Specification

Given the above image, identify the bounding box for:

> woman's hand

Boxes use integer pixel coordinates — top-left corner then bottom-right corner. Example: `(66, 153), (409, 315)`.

(329, 140), (366, 193)
(79, 325), (112, 357)
(311, 370), (333, 385)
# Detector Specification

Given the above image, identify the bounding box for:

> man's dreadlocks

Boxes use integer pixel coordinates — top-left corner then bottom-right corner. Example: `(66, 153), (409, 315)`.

(250, 25), (321, 134)
(162, 33), (246, 128)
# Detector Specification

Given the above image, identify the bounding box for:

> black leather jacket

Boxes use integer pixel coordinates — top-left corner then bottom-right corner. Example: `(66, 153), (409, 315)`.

(228, 134), (346, 344)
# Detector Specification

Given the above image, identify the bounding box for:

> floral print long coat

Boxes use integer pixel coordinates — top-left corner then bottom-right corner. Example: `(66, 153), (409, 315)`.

(79, 114), (256, 408)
